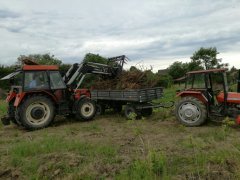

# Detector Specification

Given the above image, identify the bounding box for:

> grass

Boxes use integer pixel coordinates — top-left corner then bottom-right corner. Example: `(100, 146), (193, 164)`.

(116, 151), (169, 180)
(0, 99), (7, 128)
(1, 87), (240, 179)
(8, 135), (118, 179)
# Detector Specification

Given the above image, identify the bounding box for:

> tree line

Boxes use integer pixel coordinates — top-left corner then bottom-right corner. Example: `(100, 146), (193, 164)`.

(0, 47), (238, 89)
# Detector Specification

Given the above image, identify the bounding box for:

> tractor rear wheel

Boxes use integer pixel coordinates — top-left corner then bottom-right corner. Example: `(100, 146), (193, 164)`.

(76, 98), (96, 121)
(19, 95), (55, 130)
(175, 96), (207, 126)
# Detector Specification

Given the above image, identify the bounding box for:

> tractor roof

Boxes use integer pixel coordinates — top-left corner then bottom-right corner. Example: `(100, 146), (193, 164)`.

(22, 65), (59, 71)
(187, 68), (227, 75)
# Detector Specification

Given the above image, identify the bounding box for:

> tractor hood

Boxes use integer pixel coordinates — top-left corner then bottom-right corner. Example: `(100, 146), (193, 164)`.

(217, 92), (240, 104)
(0, 71), (21, 80)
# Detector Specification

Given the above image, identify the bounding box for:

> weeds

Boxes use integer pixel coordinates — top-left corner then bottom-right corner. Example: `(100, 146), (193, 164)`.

(8, 135), (119, 178)
(117, 151), (169, 180)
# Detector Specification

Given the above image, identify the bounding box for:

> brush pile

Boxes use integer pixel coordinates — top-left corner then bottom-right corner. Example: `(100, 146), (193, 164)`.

(92, 68), (159, 90)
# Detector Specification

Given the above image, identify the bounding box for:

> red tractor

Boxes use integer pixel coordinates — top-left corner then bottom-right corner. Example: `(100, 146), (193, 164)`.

(1, 56), (126, 130)
(175, 68), (240, 126)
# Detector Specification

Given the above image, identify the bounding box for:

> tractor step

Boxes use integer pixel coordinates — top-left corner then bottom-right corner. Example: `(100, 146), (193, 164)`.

(58, 102), (71, 115)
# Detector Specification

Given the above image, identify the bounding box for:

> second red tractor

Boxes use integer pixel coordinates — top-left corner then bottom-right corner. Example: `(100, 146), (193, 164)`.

(175, 68), (240, 126)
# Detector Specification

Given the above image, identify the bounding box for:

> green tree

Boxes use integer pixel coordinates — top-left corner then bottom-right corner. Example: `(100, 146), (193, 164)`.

(168, 61), (188, 79)
(190, 47), (228, 69)
(0, 65), (15, 89)
(17, 53), (62, 65)
(156, 74), (173, 88)
(187, 60), (203, 71)
(83, 53), (108, 64)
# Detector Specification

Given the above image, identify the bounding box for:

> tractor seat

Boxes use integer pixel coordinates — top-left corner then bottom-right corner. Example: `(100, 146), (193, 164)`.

(217, 92), (240, 104)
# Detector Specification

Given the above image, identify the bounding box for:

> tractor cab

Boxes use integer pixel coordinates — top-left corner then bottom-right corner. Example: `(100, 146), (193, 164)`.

(175, 68), (240, 127)
(1, 65), (67, 105)
(181, 68), (229, 106)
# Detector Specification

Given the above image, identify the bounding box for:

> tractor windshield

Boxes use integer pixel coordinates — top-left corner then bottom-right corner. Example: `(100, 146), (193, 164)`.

(24, 71), (49, 90)
(49, 71), (66, 89)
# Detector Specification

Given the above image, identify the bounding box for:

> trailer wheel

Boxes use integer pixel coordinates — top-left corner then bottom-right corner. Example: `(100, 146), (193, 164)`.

(19, 95), (55, 130)
(76, 98), (96, 121)
(96, 104), (105, 115)
(124, 105), (141, 120)
(175, 96), (207, 126)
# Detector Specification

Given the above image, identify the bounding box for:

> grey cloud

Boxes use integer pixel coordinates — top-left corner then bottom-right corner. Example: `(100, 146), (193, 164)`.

(0, 0), (240, 68)
(0, 9), (19, 18)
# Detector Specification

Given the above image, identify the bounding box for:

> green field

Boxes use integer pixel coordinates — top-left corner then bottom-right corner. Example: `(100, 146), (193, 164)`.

(1, 89), (240, 179)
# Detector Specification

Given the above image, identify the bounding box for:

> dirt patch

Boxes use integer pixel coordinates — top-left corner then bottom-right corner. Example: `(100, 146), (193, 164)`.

(0, 168), (21, 179)
(37, 153), (86, 179)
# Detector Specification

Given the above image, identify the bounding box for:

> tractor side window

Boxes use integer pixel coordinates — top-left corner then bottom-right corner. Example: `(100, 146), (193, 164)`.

(186, 75), (194, 89)
(49, 71), (66, 89)
(24, 71), (49, 90)
(192, 74), (205, 89)
(211, 72), (225, 92)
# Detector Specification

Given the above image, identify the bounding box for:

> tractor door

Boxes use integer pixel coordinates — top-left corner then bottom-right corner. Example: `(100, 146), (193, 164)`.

(48, 71), (67, 102)
(209, 72), (227, 105)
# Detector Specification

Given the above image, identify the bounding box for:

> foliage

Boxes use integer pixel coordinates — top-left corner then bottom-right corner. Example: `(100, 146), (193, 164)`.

(191, 47), (228, 70)
(168, 60), (203, 80)
(17, 53), (62, 65)
(156, 74), (173, 88)
(83, 53), (108, 64)
(168, 47), (229, 80)
(117, 151), (168, 179)
(168, 61), (188, 79)
(227, 66), (238, 85)
(59, 63), (71, 76)
(0, 65), (15, 89)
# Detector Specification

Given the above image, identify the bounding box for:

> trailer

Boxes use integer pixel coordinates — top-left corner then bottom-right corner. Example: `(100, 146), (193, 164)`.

(91, 87), (174, 119)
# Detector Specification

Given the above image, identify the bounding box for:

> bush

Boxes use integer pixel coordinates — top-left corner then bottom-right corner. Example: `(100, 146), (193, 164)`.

(156, 74), (173, 88)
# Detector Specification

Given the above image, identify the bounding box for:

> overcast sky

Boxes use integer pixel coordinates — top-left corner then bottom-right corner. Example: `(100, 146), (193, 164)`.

(0, 0), (240, 71)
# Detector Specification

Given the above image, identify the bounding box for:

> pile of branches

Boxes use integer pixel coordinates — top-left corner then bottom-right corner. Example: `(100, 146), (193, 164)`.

(93, 69), (159, 90)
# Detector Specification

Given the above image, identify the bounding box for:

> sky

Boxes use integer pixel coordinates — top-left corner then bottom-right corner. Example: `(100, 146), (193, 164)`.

(0, 0), (240, 72)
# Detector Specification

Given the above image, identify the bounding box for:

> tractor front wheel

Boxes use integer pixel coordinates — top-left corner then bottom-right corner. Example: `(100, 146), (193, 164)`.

(175, 96), (207, 126)
(76, 98), (96, 121)
(19, 95), (55, 130)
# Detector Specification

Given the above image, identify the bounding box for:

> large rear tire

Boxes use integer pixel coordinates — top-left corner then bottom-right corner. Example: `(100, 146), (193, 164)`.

(19, 95), (55, 130)
(175, 96), (207, 126)
(76, 98), (96, 121)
